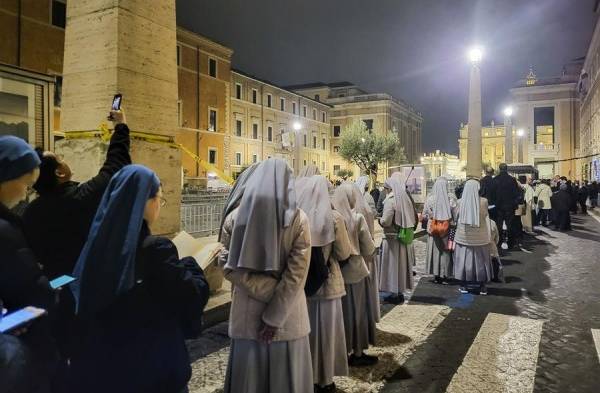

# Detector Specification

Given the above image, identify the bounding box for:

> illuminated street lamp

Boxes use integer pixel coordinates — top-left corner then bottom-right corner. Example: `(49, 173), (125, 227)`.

(504, 106), (514, 163)
(466, 45), (484, 178)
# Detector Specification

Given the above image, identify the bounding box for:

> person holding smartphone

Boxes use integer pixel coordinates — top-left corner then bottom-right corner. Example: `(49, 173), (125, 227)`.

(0, 136), (58, 393)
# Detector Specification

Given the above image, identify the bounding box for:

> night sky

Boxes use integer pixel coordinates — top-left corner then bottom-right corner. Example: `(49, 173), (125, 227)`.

(177, 0), (598, 154)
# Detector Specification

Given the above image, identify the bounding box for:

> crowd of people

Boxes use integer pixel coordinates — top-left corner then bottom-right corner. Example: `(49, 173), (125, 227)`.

(2, 108), (596, 393)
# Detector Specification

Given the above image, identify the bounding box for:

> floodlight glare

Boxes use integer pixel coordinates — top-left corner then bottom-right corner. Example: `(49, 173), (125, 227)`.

(468, 46), (483, 63)
(293, 121), (302, 131)
(517, 129), (525, 137)
(503, 106), (513, 117)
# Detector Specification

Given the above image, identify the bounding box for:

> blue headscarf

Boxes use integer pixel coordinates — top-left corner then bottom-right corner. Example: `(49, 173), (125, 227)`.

(0, 136), (40, 182)
(71, 164), (160, 316)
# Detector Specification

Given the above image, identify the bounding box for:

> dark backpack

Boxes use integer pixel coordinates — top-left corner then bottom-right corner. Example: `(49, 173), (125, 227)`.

(304, 247), (329, 296)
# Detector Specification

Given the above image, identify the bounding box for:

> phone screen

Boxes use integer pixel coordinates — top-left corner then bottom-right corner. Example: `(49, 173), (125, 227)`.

(112, 94), (122, 111)
(50, 275), (76, 289)
(0, 307), (46, 333)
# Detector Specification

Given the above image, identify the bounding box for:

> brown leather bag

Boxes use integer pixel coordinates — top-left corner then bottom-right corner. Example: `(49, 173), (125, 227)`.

(430, 219), (450, 237)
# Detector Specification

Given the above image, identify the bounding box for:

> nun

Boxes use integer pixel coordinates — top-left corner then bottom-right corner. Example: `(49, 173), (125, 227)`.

(298, 164), (321, 178)
(352, 178), (381, 329)
(332, 183), (377, 367)
(453, 179), (493, 295)
(219, 158), (313, 393)
(69, 165), (210, 393)
(422, 177), (456, 284)
(379, 173), (417, 304)
(296, 175), (353, 393)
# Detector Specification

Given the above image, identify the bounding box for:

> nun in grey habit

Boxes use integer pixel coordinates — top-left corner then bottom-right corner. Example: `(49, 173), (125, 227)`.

(379, 173), (417, 301)
(353, 177), (381, 326)
(296, 175), (353, 392)
(422, 177), (457, 283)
(332, 183), (377, 367)
(219, 158), (313, 393)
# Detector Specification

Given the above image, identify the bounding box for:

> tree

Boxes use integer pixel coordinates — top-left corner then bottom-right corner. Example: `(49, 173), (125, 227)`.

(338, 121), (406, 186)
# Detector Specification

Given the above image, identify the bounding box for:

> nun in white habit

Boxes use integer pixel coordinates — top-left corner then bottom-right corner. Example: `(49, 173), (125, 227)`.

(379, 173), (417, 303)
(453, 179), (493, 295)
(219, 158), (313, 393)
(298, 164), (321, 178)
(422, 177), (457, 284)
(331, 183), (377, 367)
(352, 177), (381, 327)
(296, 175), (353, 392)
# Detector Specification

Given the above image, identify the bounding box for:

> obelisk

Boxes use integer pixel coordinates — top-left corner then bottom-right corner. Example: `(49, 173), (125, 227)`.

(466, 49), (483, 178)
(504, 111), (513, 163)
(58, 0), (181, 234)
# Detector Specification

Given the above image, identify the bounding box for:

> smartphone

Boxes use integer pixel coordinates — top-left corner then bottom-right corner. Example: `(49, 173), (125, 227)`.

(49, 275), (76, 290)
(111, 93), (122, 111)
(0, 306), (47, 333)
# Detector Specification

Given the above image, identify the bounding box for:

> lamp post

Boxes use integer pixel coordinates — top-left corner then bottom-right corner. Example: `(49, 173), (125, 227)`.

(517, 128), (525, 163)
(504, 106), (514, 163)
(466, 46), (483, 178)
(293, 121), (302, 175)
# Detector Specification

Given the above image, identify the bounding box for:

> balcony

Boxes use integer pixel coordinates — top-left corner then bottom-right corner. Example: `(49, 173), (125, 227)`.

(531, 143), (558, 152)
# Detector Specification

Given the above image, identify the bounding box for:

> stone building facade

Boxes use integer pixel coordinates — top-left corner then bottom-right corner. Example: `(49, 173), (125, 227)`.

(420, 150), (463, 180)
(287, 82), (423, 182)
(458, 122), (512, 171)
(230, 70), (332, 178)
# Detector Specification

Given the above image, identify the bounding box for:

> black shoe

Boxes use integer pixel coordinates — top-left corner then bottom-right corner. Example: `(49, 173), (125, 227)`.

(348, 353), (379, 367)
(386, 293), (405, 305)
(314, 383), (336, 393)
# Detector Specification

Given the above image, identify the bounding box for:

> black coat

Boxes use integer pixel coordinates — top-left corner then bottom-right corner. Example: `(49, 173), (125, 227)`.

(479, 175), (496, 205)
(491, 171), (521, 211)
(22, 124), (131, 280)
(0, 203), (58, 393)
(68, 224), (210, 393)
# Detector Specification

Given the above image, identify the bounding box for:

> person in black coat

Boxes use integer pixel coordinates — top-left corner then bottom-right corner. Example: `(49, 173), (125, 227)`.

(480, 167), (496, 220)
(589, 181), (599, 209)
(68, 165), (209, 393)
(23, 110), (131, 280)
(0, 136), (58, 393)
(491, 163), (522, 249)
(551, 183), (572, 231)
(577, 183), (589, 214)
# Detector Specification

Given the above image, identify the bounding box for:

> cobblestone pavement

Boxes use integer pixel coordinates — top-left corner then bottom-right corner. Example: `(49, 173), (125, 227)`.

(186, 215), (600, 392)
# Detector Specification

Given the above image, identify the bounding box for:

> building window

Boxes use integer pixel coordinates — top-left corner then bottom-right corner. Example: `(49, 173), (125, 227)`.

(208, 58), (217, 78)
(363, 119), (373, 131)
(313, 109), (317, 120)
(293, 102), (297, 114)
(176, 45), (181, 66)
(52, 0), (66, 28)
(177, 100), (182, 127)
(313, 136), (317, 149)
(235, 84), (242, 100)
(303, 160), (307, 166)
(252, 154), (258, 163)
(315, 94), (320, 101)
(333, 125), (341, 137)
(208, 148), (217, 165)
(534, 107), (555, 145)
(338, 93), (345, 98)
(267, 126), (273, 142)
(252, 123), (258, 139)
(322, 138), (326, 150)
(280, 98), (285, 111)
(303, 106), (307, 117)
(333, 146), (340, 153)
(322, 112), (326, 122)
(235, 120), (242, 136)
(208, 109), (217, 131)
(252, 89), (257, 104)
(235, 152), (242, 166)
(303, 134), (307, 147)
(334, 164), (341, 172)
(267, 94), (272, 108)
(322, 161), (326, 171)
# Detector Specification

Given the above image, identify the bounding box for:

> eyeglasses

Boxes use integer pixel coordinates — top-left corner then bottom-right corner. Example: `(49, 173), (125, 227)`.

(159, 197), (167, 207)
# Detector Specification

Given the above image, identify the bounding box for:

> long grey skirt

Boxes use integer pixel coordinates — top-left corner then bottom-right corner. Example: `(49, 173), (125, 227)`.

(308, 298), (349, 386)
(453, 243), (493, 283)
(341, 280), (373, 354)
(224, 336), (313, 393)
(365, 255), (381, 323)
(379, 237), (414, 294)
(426, 235), (453, 278)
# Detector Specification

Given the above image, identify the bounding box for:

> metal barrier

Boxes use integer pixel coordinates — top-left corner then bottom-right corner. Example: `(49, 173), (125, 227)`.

(181, 195), (228, 237)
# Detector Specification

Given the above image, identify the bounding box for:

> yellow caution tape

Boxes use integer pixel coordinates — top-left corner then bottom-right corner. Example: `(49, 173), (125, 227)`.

(54, 124), (235, 185)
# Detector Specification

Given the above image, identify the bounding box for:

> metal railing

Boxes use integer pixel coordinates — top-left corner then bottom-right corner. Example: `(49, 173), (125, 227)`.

(181, 191), (229, 237)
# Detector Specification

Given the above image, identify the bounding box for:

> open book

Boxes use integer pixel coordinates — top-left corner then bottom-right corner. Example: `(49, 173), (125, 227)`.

(171, 231), (223, 271)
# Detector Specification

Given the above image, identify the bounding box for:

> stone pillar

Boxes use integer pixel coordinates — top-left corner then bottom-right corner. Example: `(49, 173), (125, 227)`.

(58, 0), (181, 234)
(505, 116), (513, 163)
(466, 63), (483, 178)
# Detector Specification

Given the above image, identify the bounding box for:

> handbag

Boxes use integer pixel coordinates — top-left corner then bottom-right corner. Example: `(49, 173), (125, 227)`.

(445, 226), (456, 251)
(397, 227), (414, 245)
(304, 247), (329, 296)
(430, 219), (450, 237)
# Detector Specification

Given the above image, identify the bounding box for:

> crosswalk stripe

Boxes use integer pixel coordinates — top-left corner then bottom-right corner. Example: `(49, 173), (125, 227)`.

(446, 313), (544, 393)
(592, 329), (600, 364)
